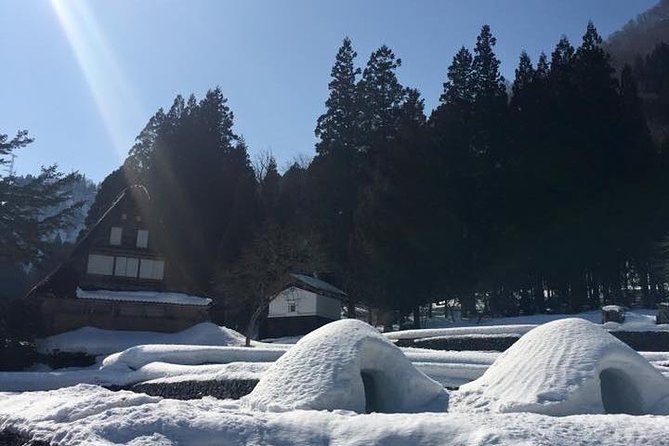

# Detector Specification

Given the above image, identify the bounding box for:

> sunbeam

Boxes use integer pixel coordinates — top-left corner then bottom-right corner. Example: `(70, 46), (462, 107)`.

(50, 0), (143, 159)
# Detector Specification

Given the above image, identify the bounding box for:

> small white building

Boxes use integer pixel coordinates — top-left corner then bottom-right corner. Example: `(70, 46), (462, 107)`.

(263, 273), (347, 338)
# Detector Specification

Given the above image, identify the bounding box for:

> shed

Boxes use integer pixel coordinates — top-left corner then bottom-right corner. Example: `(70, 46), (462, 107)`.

(262, 273), (346, 338)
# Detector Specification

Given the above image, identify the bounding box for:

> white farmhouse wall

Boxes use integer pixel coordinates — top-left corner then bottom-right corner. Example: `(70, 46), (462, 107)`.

(268, 287), (317, 318)
(268, 286), (342, 320)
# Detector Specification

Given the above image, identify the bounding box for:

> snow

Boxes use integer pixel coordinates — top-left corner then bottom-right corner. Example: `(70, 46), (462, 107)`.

(385, 324), (537, 341)
(76, 287), (212, 306)
(290, 273), (346, 296)
(242, 319), (448, 413)
(5, 318), (669, 443)
(0, 361), (267, 393)
(2, 337), (502, 392)
(102, 345), (286, 371)
(7, 316), (669, 444)
(3, 385), (669, 445)
(139, 362), (269, 384)
(38, 323), (248, 355)
(455, 318), (669, 415)
(388, 309), (669, 341)
(602, 309), (664, 331)
(602, 305), (625, 312)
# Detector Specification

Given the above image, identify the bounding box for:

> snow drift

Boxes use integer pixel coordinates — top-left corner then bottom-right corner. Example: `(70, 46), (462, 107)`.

(242, 319), (448, 413)
(456, 318), (669, 415)
(38, 323), (248, 355)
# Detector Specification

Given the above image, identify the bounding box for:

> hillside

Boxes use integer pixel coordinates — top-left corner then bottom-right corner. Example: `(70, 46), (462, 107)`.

(605, 0), (669, 66)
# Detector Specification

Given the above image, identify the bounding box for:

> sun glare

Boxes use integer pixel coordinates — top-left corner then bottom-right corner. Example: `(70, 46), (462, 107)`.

(49, 0), (143, 160)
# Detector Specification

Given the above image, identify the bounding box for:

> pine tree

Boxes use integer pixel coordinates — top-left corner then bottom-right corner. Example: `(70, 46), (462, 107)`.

(126, 109), (166, 174)
(536, 52), (549, 81)
(472, 25), (506, 101)
(511, 51), (534, 100)
(439, 47), (474, 107)
(315, 37), (360, 155)
(0, 131), (83, 265)
(131, 88), (258, 292)
(357, 45), (408, 144)
(309, 39), (366, 295)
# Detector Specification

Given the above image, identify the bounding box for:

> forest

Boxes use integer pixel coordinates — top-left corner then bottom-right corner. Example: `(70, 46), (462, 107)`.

(3, 22), (669, 331)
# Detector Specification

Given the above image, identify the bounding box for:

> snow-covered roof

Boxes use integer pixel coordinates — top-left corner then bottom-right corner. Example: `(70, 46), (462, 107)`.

(76, 288), (211, 306)
(242, 319), (447, 413)
(455, 318), (669, 415)
(290, 273), (346, 296)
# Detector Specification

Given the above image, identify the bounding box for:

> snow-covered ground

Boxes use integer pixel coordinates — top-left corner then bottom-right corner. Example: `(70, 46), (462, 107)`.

(4, 314), (669, 444)
(3, 384), (669, 446)
(4, 310), (669, 393)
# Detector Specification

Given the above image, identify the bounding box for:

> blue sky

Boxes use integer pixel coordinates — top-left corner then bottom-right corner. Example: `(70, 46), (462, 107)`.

(0, 0), (658, 182)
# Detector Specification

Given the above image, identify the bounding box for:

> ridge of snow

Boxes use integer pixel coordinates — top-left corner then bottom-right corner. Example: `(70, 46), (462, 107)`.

(101, 345), (286, 371)
(385, 324), (537, 340)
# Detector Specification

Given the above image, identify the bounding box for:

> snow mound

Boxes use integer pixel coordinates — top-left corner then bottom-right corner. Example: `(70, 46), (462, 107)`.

(38, 323), (247, 355)
(456, 318), (669, 415)
(242, 319), (448, 413)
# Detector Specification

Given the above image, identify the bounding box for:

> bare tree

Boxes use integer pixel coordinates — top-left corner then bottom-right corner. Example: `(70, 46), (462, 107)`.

(218, 225), (329, 346)
(252, 149), (275, 184)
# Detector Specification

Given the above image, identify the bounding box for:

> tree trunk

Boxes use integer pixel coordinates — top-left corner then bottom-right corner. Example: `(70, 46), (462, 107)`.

(640, 263), (651, 308)
(347, 299), (356, 318)
(412, 306), (421, 329)
(534, 272), (544, 313)
(460, 293), (476, 318)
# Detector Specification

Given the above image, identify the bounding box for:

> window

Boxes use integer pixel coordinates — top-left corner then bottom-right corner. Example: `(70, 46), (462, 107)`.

(87, 254), (114, 275)
(139, 259), (165, 280)
(114, 256), (139, 278)
(136, 229), (149, 248)
(126, 257), (139, 277)
(114, 256), (127, 276)
(289, 303), (296, 313)
(110, 227), (122, 245)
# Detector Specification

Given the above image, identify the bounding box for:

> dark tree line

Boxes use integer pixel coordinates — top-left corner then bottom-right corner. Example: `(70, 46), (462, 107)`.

(82, 23), (669, 331)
